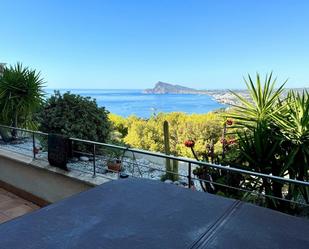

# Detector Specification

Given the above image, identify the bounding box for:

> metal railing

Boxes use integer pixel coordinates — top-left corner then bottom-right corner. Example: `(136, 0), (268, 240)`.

(70, 137), (309, 186)
(0, 124), (309, 216)
(0, 124), (48, 159)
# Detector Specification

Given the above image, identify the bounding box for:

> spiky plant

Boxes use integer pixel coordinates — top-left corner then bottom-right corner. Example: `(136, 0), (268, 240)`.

(274, 91), (309, 146)
(0, 63), (45, 132)
(272, 91), (309, 198)
(227, 73), (288, 175)
(227, 73), (289, 209)
(228, 73), (286, 130)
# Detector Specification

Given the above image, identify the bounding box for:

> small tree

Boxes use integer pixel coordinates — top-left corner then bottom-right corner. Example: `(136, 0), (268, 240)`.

(38, 91), (111, 150)
(0, 63), (45, 134)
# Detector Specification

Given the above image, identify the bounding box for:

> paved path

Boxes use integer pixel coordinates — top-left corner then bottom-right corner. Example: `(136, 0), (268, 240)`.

(0, 188), (39, 224)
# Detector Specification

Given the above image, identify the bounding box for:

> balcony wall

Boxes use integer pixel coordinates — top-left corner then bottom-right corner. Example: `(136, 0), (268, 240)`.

(0, 149), (110, 205)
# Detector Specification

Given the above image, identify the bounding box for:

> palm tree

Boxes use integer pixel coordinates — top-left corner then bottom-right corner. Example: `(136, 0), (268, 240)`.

(0, 63), (45, 138)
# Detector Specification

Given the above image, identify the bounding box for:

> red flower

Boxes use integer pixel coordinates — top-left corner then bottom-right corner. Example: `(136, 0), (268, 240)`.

(226, 119), (233, 126)
(184, 140), (195, 148)
(228, 139), (236, 145)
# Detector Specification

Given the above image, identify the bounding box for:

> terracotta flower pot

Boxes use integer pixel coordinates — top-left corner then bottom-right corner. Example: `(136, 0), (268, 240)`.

(107, 159), (122, 172)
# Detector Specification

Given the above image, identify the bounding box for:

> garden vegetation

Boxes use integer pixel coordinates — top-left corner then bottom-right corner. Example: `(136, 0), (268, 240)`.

(1, 62), (308, 215)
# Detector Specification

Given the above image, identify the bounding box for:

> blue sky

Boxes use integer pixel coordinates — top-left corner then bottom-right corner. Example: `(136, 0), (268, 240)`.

(1, 0), (309, 89)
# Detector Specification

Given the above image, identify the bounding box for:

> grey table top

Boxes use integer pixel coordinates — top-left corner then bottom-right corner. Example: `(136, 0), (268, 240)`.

(0, 178), (308, 249)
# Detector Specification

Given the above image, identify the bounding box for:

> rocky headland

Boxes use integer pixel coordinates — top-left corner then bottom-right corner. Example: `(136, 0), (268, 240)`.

(143, 81), (309, 106)
(143, 81), (246, 105)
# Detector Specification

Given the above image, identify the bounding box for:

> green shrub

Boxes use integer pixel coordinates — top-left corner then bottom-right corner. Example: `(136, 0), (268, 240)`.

(108, 113), (128, 146)
(37, 91), (111, 151)
(122, 112), (225, 158)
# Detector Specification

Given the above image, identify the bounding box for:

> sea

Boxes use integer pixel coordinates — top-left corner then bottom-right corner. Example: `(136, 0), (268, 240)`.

(46, 89), (225, 118)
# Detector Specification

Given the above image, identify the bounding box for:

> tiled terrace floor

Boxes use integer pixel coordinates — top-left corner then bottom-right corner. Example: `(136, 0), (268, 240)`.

(0, 188), (40, 224)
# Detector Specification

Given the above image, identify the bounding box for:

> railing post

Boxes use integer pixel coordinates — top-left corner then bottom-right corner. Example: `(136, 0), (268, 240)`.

(32, 132), (36, 159)
(93, 144), (96, 177)
(188, 162), (192, 188)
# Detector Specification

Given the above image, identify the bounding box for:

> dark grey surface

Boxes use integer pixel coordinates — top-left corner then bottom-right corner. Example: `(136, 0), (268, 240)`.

(202, 203), (309, 249)
(0, 179), (308, 249)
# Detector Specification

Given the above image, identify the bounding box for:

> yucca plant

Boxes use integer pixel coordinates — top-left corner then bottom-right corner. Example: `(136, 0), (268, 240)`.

(228, 72), (286, 130)
(228, 73), (287, 172)
(236, 124), (286, 208)
(272, 91), (309, 203)
(274, 91), (309, 149)
(227, 73), (288, 209)
(0, 63), (45, 135)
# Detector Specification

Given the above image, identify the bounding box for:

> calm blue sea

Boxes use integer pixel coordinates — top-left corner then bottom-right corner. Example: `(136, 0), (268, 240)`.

(46, 89), (225, 118)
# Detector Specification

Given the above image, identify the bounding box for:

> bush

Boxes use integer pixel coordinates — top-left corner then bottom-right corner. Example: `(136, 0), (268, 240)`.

(38, 91), (111, 150)
(117, 112), (225, 158)
(108, 113), (128, 146)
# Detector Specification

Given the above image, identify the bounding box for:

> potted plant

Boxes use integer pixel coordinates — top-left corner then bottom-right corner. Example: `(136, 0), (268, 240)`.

(107, 150), (123, 172)
(107, 158), (122, 172)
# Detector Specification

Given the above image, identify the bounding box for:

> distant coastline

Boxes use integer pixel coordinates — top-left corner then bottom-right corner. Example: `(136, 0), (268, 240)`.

(143, 81), (309, 106)
(143, 81), (244, 105)
(45, 88), (224, 118)
(45, 84), (309, 117)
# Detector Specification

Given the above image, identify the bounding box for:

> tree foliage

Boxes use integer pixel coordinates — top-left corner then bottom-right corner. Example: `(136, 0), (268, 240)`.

(38, 91), (111, 144)
(109, 113), (128, 145)
(112, 112), (225, 158)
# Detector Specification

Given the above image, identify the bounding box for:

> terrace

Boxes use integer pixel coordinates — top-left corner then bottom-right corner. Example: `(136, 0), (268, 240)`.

(0, 124), (309, 248)
(0, 187), (39, 224)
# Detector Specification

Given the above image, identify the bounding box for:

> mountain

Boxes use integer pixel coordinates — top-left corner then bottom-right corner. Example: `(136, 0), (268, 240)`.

(143, 81), (309, 106)
(143, 81), (207, 94)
